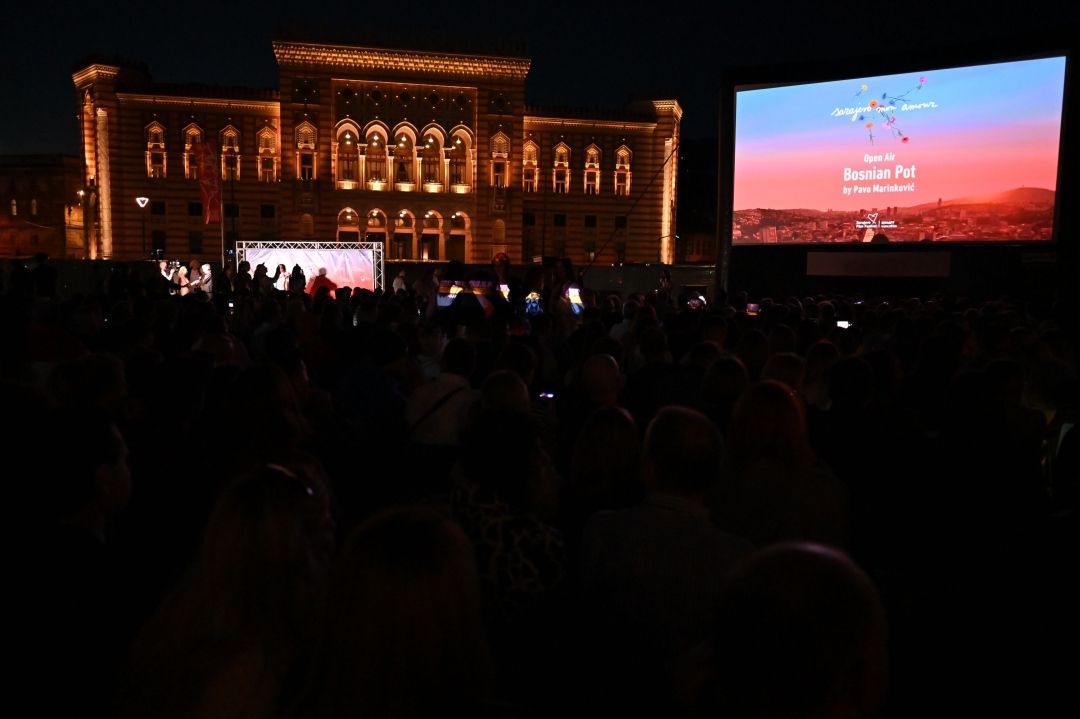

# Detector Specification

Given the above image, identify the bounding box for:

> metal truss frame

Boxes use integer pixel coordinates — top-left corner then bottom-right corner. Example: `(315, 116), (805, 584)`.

(235, 240), (385, 290)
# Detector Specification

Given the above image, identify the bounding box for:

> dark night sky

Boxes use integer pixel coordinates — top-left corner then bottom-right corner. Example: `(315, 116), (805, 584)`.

(2, 0), (1078, 156)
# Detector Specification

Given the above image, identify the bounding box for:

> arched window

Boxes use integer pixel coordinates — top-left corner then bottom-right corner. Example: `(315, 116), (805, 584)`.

(584, 144), (601, 195)
(420, 129), (444, 188)
(615, 145), (632, 196)
(366, 209), (388, 243)
(183, 124), (202, 180)
(146, 121), (167, 178)
(446, 211), (469, 262)
(338, 207), (359, 227)
(337, 207), (360, 241)
(335, 124), (360, 188)
(296, 122), (317, 181)
(449, 129), (472, 191)
(221, 126), (240, 181)
(257, 127), (277, 183)
(553, 142), (570, 194)
(522, 141), (538, 193)
(392, 210), (415, 259)
(490, 132), (509, 188)
(364, 127), (387, 187)
(392, 127), (416, 188)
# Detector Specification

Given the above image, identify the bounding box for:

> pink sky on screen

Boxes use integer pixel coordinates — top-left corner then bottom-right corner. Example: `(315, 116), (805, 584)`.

(735, 122), (1061, 211)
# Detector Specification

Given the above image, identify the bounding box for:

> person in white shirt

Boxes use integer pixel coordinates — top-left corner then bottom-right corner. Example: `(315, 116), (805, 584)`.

(273, 264), (289, 292)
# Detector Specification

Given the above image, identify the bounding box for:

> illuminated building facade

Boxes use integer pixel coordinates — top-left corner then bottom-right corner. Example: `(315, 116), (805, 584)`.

(74, 41), (681, 265)
(0, 155), (85, 258)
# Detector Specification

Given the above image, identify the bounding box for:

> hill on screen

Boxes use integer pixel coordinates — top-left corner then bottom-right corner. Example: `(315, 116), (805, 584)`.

(904, 187), (1055, 212)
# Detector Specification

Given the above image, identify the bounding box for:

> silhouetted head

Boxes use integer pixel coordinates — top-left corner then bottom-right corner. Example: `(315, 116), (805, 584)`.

(728, 380), (813, 468)
(480, 369), (531, 414)
(48, 410), (131, 522)
(571, 405), (643, 507)
(579, 353), (622, 407)
(314, 507), (492, 716)
(643, 406), (721, 497)
(712, 543), (888, 719)
(441, 337), (476, 379)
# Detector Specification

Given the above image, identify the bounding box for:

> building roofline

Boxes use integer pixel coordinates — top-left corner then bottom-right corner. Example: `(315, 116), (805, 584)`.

(115, 93), (280, 112)
(524, 116), (658, 132)
(272, 40), (531, 80)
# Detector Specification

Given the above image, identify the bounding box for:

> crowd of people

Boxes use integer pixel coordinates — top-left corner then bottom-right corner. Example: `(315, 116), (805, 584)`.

(155, 259), (320, 298)
(5, 252), (1077, 716)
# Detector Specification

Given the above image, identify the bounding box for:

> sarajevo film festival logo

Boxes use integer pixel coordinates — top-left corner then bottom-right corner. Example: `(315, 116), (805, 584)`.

(855, 211), (898, 230)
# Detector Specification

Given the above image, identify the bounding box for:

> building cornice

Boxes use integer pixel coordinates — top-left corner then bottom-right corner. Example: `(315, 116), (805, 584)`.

(651, 100), (684, 122)
(115, 93), (280, 112)
(524, 116), (657, 131)
(273, 41), (531, 80)
(72, 64), (120, 86)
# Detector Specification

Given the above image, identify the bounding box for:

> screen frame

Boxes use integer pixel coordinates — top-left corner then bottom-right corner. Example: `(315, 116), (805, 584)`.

(717, 37), (1074, 278)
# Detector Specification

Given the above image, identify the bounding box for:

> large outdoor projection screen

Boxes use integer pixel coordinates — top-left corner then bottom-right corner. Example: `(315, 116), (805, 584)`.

(732, 56), (1067, 244)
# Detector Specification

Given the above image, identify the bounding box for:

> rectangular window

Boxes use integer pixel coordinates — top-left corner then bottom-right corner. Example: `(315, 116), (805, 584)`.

(224, 155), (238, 181)
(300, 153), (314, 180)
(585, 171), (598, 194)
(151, 201), (166, 216)
(151, 230), (167, 256)
(224, 203), (239, 218)
(188, 230), (203, 254)
(615, 171), (629, 196)
(260, 157), (275, 182)
(493, 161), (505, 188)
(260, 204), (276, 219)
(339, 154), (357, 182)
(187, 153), (199, 180)
(523, 212), (536, 227)
(523, 168), (535, 193)
(554, 213), (566, 228)
(584, 214), (597, 229)
(150, 152), (165, 178)
(554, 169), (566, 194)
(188, 202), (202, 217)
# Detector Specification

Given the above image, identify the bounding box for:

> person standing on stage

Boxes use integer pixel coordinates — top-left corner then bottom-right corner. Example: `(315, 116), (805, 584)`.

(273, 264), (289, 292)
(288, 265), (307, 294)
(306, 268), (338, 298)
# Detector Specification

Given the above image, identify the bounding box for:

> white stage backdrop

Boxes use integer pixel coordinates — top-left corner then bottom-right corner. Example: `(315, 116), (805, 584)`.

(239, 244), (378, 291)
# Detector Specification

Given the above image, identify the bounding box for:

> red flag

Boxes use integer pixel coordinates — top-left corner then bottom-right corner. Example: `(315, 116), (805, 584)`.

(196, 143), (222, 224)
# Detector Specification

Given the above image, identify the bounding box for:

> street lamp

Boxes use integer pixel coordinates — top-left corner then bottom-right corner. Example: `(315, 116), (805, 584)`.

(135, 196), (149, 258)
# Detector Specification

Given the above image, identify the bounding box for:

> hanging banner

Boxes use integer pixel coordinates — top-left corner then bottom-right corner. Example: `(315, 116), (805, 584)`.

(196, 143), (222, 224)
